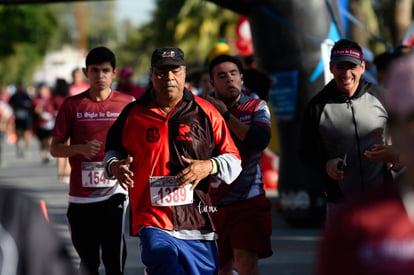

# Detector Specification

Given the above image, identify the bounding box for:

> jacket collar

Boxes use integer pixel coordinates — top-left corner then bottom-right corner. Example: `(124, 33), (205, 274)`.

(137, 87), (194, 106)
(325, 78), (370, 100)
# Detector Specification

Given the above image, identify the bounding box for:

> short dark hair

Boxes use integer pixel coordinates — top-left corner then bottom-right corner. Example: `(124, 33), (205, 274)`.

(331, 39), (362, 57)
(85, 46), (116, 69)
(209, 55), (243, 78)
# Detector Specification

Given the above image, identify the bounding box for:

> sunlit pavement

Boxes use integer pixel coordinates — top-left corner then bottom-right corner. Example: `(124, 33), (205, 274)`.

(0, 139), (321, 275)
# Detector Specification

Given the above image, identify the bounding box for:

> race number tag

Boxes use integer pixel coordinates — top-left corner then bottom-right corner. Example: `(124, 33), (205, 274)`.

(82, 162), (117, 188)
(150, 176), (193, 206)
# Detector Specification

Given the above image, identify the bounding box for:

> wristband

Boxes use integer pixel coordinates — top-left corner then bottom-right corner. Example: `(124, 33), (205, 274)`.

(107, 158), (118, 176)
(222, 111), (231, 122)
(210, 158), (218, 175)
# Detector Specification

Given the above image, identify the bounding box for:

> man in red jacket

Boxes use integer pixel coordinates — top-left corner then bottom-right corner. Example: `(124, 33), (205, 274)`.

(104, 47), (242, 275)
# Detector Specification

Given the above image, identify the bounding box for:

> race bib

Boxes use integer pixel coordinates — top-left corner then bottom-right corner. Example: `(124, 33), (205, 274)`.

(150, 176), (193, 207)
(15, 109), (29, 119)
(82, 162), (117, 188)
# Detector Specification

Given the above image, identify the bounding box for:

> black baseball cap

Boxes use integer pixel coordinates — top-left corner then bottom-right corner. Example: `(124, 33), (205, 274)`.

(330, 39), (363, 65)
(151, 47), (185, 68)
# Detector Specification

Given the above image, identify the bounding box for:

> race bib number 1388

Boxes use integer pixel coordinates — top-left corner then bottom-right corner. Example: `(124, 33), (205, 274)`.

(150, 176), (193, 207)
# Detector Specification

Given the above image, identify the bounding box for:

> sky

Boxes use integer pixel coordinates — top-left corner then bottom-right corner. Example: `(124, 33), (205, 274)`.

(115, 0), (156, 27)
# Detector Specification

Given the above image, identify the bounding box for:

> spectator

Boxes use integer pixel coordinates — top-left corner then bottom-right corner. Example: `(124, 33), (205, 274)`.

(207, 54), (273, 275)
(104, 47), (242, 274)
(69, 68), (89, 96)
(317, 53), (414, 275)
(362, 48), (378, 84)
(196, 69), (213, 98)
(242, 68), (272, 101)
(300, 39), (396, 222)
(115, 66), (145, 99)
(374, 51), (393, 86)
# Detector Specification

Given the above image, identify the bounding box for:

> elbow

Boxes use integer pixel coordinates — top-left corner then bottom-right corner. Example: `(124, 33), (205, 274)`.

(244, 126), (271, 151)
(214, 154), (242, 184)
(50, 145), (58, 158)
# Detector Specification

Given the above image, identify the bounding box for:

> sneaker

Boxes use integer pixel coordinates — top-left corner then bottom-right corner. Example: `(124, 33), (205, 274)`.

(58, 176), (70, 184)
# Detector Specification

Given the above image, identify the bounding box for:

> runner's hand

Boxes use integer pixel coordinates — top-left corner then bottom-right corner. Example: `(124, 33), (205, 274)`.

(206, 95), (228, 114)
(325, 158), (345, 181)
(176, 156), (212, 190)
(81, 139), (102, 159)
(110, 156), (134, 190)
(364, 144), (399, 163)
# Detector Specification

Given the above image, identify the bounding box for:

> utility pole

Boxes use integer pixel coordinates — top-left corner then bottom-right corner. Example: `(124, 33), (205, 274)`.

(74, 1), (88, 52)
(391, 0), (412, 46)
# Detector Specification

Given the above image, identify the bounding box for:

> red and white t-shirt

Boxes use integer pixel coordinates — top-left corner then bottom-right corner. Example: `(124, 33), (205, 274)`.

(52, 90), (133, 203)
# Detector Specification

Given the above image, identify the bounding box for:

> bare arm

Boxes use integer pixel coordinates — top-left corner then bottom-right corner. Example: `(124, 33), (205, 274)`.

(364, 144), (399, 163)
(175, 156), (213, 190)
(206, 96), (249, 141)
(50, 137), (102, 159)
(325, 158), (345, 181)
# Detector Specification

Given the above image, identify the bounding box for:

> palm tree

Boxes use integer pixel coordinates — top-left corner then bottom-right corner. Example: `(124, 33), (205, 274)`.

(116, 0), (238, 76)
(173, 0), (237, 65)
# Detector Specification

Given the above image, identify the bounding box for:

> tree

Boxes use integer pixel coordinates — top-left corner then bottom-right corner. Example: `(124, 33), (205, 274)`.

(348, 0), (381, 48)
(390, 0), (412, 45)
(0, 5), (57, 84)
(347, 0), (412, 50)
(116, 0), (238, 77)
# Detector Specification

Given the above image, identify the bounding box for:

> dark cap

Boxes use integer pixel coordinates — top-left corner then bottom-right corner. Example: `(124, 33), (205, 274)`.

(331, 48), (363, 65)
(330, 39), (364, 66)
(151, 47), (185, 68)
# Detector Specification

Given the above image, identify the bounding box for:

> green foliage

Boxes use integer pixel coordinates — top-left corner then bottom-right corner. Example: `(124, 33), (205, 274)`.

(0, 5), (56, 84)
(116, 0), (238, 78)
(0, 1), (118, 85)
(84, 1), (117, 48)
(0, 5), (55, 57)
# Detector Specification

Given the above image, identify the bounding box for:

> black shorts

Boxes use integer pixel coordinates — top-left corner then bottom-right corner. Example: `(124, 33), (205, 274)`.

(15, 119), (31, 131)
(35, 128), (52, 140)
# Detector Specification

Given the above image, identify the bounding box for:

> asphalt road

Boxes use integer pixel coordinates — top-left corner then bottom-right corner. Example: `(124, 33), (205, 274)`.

(0, 140), (321, 275)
